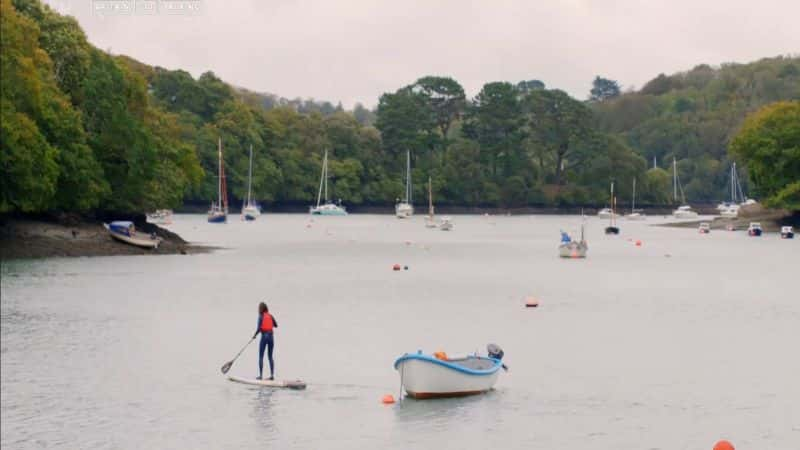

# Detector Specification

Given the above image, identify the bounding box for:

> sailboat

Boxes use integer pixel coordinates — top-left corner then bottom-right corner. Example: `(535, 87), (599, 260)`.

(604, 182), (620, 234)
(625, 178), (645, 220)
(425, 177), (437, 228)
(241, 144), (261, 221)
(208, 138), (228, 223)
(395, 151), (414, 218)
(559, 218), (588, 258)
(309, 150), (347, 216)
(718, 162), (754, 217)
(671, 157), (698, 219)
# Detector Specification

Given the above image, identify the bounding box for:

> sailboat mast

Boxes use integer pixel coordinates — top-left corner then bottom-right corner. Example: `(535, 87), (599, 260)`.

(247, 144), (253, 205)
(324, 151), (328, 203)
(315, 151), (325, 208)
(428, 176), (433, 216)
(610, 181), (615, 226)
(406, 151), (411, 203)
(632, 178), (636, 212)
(217, 138), (222, 209)
(673, 158), (677, 202)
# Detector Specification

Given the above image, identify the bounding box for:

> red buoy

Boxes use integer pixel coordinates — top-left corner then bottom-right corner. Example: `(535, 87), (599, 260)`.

(382, 394), (395, 404)
(713, 440), (734, 450)
(525, 297), (539, 308)
(392, 264), (401, 271)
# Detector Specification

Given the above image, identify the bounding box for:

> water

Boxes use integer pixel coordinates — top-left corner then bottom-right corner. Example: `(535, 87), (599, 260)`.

(2, 214), (798, 449)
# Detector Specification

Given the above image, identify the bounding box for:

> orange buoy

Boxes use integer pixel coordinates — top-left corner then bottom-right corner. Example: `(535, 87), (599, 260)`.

(382, 394), (395, 404)
(713, 440), (734, 450)
(525, 297), (539, 308)
(392, 264), (401, 271)
(635, 240), (642, 246)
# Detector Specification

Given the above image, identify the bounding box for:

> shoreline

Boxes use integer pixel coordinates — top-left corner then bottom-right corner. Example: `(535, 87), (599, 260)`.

(0, 215), (213, 260)
(657, 204), (797, 232)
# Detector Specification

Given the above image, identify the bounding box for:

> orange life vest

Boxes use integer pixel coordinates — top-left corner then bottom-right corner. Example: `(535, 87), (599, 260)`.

(260, 312), (274, 332)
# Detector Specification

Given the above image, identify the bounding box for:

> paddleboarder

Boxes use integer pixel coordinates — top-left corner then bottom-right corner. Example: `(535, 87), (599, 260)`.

(253, 302), (278, 380)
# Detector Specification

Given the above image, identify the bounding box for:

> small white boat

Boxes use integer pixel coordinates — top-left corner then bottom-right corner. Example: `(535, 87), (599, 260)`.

(559, 222), (588, 258)
(310, 150), (348, 216)
(672, 205), (699, 219)
(698, 222), (711, 234)
(597, 208), (612, 219)
(394, 345), (506, 399)
(625, 178), (646, 220)
(439, 217), (453, 231)
(146, 209), (173, 225)
(780, 226), (794, 239)
(720, 204), (739, 218)
(241, 144), (262, 221)
(104, 221), (161, 249)
(395, 150), (414, 218)
(747, 222), (763, 236)
(671, 158), (698, 219)
(227, 375), (306, 390)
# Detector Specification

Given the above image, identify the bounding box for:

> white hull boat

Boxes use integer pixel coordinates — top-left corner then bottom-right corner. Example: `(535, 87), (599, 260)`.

(597, 208), (612, 219)
(439, 217), (453, 231)
(146, 209), (173, 225)
(672, 205), (699, 219)
(395, 203), (413, 218)
(310, 150), (348, 216)
(104, 222), (161, 249)
(241, 144), (262, 221)
(394, 346), (505, 399)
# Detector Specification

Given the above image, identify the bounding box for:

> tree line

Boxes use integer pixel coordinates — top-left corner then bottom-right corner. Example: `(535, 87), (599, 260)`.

(2, 0), (798, 215)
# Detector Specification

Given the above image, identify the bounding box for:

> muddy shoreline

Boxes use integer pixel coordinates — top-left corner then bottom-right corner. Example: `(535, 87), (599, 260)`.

(657, 204), (797, 232)
(0, 215), (213, 260)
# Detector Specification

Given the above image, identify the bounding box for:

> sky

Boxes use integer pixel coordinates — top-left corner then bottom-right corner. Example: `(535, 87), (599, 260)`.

(45, 0), (800, 108)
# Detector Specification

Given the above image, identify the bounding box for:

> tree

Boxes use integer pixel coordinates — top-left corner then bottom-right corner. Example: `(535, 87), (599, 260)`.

(410, 76), (466, 142)
(589, 76), (621, 102)
(729, 101), (800, 210)
(375, 87), (437, 162)
(523, 89), (593, 185)
(516, 79), (546, 94)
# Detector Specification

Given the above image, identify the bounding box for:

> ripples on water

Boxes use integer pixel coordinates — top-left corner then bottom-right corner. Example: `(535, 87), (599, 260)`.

(2, 214), (799, 449)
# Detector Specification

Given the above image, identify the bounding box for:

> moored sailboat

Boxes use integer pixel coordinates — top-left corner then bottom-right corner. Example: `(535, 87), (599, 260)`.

(625, 178), (645, 220)
(425, 177), (437, 228)
(208, 138), (228, 223)
(395, 151), (414, 218)
(241, 144), (261, 221)
(604, 182), (620, 234)
(671, 158), (698, 219)
(310, 150), (347, 216)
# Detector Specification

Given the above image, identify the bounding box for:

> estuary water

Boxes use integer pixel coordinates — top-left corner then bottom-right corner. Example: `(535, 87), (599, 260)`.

(2, 214), (798, 449)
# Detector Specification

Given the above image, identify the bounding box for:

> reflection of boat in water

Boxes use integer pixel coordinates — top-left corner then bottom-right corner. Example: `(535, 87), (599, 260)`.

(395, 150), (414, 218)
(698, 222), (711, 234)
(393, 344), (506, 399)
(747, 222), (763, 236)
(780, 226), (794, 239)
(439, 216), (453, 231)
(146, 209), (173, 225)
(559, 222), (588, 258)
(104, 221), (161, 249)
(310, 150), (348, 216)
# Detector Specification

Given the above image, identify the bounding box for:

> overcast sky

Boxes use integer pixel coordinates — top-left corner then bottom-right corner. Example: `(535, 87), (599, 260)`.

(46, 0), (800, 108)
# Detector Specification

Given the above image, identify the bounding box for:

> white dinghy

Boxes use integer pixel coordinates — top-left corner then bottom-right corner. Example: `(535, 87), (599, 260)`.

(394, 344), (506, 399)
(104, 221), (161, 249)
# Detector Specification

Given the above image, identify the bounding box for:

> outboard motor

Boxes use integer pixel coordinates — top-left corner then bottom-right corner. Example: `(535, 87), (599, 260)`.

(487, 343), (504, 361)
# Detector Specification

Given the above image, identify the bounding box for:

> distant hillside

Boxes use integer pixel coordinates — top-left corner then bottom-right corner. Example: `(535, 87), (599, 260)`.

(593, 56), (800, 201)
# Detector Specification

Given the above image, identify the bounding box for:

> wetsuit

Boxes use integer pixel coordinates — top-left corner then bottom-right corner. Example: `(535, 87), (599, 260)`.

(254, 313), (278, 379)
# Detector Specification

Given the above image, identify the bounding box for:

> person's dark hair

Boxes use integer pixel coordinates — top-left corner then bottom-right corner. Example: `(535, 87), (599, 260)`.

(258, 302), (268, 314)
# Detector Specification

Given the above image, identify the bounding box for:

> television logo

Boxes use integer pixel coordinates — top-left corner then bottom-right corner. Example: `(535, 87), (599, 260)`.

(91, 0), (202, 16)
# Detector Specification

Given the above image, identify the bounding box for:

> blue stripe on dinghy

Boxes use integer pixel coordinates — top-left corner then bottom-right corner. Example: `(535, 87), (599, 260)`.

(393, 354), (502, 376)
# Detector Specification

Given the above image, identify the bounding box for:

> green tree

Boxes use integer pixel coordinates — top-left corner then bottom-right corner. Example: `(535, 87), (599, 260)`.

(729, 101), (800, 210)
(589, 76), (621, 102)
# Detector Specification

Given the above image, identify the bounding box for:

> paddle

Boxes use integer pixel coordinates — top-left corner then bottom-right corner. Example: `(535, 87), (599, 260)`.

(220, 336), (255, 374)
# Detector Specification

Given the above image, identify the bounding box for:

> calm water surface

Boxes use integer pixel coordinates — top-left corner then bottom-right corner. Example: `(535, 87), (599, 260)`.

(2, 214), (798, 449)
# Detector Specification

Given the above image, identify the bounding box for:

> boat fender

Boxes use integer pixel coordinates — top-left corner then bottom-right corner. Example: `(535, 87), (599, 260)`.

(434, 351), (448, 361)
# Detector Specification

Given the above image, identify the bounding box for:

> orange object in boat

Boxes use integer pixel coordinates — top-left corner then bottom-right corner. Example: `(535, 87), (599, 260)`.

(433, 351), (448, 361)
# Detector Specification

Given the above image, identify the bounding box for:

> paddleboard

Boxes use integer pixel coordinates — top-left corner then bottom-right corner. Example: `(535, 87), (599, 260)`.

(227, 375), (307, 390)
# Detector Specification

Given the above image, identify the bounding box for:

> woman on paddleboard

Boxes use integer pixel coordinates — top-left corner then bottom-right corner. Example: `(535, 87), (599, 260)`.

(253, 302), (278, 380)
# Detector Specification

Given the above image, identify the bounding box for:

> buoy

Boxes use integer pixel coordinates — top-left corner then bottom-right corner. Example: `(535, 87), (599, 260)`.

(525, 297), (539, 308)
(403, 265), (408, 270)
(713, 440), (734, 450)
(392, 264), (401, 271)
(635, 240), (642, 246)
(382, 394), (395, 404)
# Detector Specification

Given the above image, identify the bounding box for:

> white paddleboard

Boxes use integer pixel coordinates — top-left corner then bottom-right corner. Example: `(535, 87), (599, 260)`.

(227, 375), (307, 390)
